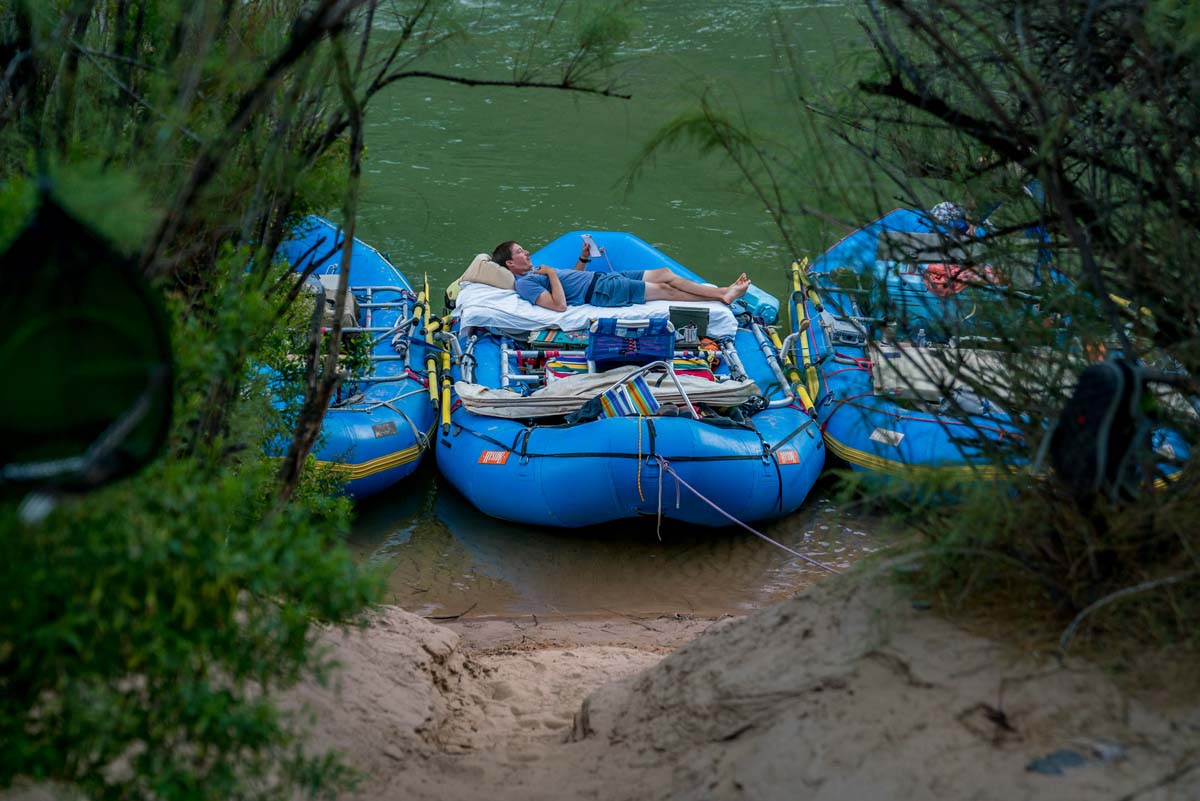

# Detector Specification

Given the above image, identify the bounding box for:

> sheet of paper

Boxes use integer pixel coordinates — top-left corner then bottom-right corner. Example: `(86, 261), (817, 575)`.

(581, 234), (602, 258)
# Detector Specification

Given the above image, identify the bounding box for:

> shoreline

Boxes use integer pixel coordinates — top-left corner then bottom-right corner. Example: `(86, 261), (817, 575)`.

(8, 588), (1197, 801)
(284, 583), (1200, 801)
(438, 610), (732, 654)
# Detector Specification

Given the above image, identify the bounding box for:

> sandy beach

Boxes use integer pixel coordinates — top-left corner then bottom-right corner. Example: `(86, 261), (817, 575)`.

(286, 580), (1200, 801)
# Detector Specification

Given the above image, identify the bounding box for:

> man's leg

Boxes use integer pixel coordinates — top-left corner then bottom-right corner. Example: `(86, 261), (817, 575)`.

(641, 268), (748, 301)
(644, 274), (750, 305)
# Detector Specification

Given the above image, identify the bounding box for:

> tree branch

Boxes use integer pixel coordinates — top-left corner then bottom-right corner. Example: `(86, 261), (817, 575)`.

(374, 69), (632, 98)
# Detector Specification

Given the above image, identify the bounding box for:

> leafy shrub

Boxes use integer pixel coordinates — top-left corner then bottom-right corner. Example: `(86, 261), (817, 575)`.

(0, 453), (380, 801)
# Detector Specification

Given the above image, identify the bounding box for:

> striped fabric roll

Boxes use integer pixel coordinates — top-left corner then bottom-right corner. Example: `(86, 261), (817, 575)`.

(598, 374), (661, 418)
(546, 353), (715, 383)
(545, 354), (591, 381)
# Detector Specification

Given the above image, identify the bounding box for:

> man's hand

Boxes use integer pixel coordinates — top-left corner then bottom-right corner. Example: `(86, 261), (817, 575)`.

(533, 265), (567, 311)
(573, 242), (592, 270)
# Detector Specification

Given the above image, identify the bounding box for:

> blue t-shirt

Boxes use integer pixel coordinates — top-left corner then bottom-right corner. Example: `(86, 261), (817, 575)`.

(514, 269), (596, 306)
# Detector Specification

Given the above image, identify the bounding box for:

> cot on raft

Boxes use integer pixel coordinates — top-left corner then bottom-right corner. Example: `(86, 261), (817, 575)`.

(435, 230), (825, 528)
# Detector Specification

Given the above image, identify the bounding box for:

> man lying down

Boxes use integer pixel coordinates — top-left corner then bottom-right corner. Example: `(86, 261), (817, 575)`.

(491, 240), (751, 311)
(450, 244), (744, 341)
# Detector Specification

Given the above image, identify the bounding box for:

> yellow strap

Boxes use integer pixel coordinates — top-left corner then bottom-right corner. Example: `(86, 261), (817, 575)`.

(636, 416), (645, 502)
(421, 275), (438, 406)
(790, 259), (821, 401)
(440, 349), (452, 430)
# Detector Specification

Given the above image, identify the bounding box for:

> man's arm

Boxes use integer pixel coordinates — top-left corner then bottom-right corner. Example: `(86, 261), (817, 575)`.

(572, 241), (592, 271)
(533, 266), (567, 311)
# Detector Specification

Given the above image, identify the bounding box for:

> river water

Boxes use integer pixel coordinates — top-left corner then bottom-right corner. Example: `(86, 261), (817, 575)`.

(347, 1), (886, 618)
(348, 465), (885, 618)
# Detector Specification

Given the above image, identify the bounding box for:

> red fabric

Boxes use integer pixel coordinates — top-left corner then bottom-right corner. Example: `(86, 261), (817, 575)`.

(922, 263), (1003, 298)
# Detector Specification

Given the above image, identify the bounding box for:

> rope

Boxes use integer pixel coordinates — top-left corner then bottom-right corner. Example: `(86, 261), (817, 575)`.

(380, 400), (430, 452)
(654, 456), (840, 575)
(331, 386), (427, 413)
(360, 386), (428, 410)
(656, 454), (664, 541)
(823, 367), (871, 379)
(834, 351), (872, 369)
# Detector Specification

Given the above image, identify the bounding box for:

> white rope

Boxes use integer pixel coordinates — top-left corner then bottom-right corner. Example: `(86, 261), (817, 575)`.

(654, 456), (840, 575)
(656, 455), (664, 541)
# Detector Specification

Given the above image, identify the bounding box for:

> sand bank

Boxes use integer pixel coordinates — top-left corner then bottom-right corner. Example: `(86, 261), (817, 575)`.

(289, 582), (1200, 800)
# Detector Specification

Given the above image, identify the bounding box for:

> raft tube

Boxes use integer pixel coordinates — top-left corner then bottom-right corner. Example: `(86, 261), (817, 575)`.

(276, 216), (436, 497)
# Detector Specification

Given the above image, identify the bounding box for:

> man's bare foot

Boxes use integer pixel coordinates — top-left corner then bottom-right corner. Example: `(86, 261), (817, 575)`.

(721, 274), (751, 304)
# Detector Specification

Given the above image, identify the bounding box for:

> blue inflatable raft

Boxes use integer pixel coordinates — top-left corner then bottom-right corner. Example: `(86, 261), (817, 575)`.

(436, 231), (825, 528)
(276, 216), (437, 497)
(786, 208), (1023, 477)
(791, 208), (1191, 483)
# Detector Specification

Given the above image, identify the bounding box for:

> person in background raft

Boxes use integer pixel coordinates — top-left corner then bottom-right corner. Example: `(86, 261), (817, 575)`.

(491, 241), (750, 313)
(929, 201), (987, 237)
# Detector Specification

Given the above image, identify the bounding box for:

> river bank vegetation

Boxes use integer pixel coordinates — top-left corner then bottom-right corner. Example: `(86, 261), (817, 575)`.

(1, 1), (631, 799)
(643, 0), (1198, 660)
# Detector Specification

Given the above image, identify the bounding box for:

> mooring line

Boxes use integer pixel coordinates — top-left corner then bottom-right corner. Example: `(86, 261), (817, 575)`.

(653, 456), (840, 575)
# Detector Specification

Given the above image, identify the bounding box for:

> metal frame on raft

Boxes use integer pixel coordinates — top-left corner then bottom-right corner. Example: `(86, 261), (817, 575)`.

(326, 279), (439, 461)
(431, 306), (826, 422)
(274, 215), (443, 497)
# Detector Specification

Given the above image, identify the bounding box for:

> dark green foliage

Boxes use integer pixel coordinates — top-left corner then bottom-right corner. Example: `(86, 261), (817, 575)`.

(2, 1), (633, 797)
(0, 176), (381, 800)
(646, 0), (1199, 653)
(851, 468), (1200, 651)
(839, 0), (1200, 651)
(0, 456), (377, 800)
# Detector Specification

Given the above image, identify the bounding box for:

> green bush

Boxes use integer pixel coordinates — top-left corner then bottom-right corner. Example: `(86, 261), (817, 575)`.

(0, 454), (380, 800)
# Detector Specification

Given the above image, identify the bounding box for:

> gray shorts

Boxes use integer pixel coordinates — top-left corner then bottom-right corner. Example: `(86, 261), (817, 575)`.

(588, 270), (646, 306)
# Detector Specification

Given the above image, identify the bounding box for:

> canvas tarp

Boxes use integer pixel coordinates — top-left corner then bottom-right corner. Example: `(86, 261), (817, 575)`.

(455, 367), (760, 419)
(868, 341), (1065, 403)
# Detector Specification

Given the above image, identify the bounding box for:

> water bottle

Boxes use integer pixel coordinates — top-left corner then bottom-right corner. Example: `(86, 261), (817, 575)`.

(916, 328), (927, 348)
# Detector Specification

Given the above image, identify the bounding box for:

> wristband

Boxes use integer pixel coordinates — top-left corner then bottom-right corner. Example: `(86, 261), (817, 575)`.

(579, 257), (590, 263)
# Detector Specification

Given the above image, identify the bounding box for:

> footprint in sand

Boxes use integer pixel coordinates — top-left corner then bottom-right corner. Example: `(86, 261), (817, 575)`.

(488, 680), (515, 700)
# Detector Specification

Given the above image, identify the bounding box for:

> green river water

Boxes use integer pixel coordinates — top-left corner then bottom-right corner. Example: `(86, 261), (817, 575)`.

(345, 1), (888, 618)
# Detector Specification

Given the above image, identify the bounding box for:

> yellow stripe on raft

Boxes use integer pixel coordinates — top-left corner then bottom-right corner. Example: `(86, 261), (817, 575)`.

(826, 431), (1182, 488)
(822, 431), (1009, 480)
(311, 422), (436, 480)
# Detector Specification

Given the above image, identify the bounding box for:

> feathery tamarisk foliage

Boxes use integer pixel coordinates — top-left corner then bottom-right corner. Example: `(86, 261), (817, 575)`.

(0, 2), (633, 798)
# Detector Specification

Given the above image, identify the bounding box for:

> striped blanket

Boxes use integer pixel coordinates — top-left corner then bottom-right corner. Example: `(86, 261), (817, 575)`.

(544, 352), (715, 383)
